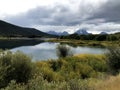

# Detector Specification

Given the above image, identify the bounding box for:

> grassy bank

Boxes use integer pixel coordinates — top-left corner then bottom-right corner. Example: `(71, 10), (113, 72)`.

(47, 39), (120, 47)
(0, 49), (120, 90)
(95, 74), (120, 90)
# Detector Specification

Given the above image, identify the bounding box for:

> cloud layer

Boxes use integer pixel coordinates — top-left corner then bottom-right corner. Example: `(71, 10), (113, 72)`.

(1, 0), (120, 33)
(91, 0), (120, 23)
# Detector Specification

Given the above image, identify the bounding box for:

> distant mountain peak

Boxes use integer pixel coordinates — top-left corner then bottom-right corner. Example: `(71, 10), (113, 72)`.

(99, 32), (108, 35)
(74, 29), (90, 35)
(47, 31), (69, 36)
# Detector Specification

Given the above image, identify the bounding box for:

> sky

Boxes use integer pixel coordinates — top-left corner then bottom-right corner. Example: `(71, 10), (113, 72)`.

(0, 0), (120, 34)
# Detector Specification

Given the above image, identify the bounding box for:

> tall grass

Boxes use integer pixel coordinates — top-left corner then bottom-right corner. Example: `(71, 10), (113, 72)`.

(95, 74), (120, 90)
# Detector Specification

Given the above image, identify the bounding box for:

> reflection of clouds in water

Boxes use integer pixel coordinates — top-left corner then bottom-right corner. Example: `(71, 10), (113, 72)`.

(12, 47), (58, 61)
(70, 46), (106, 54)
(11, 42), (107, 61)
(31, 42), (59, 50)
(11, 46), (33, 53)
(31, 49), (58, 61)
(11, 42), (59, 61)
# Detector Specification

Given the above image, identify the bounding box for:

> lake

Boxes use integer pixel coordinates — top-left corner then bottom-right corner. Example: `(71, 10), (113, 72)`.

(0, 39), (107, 61)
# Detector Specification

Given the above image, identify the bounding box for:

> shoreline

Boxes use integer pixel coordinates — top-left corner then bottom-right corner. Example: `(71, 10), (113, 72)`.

(0, 37), (56, 40)
(46, 38), (120, 47)
(0, 37), (119, 47)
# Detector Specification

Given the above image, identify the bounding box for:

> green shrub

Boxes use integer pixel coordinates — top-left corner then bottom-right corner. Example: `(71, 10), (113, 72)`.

(1, 80), (26, 90)
(75, 63), (95, 79)
(36, 61), (64, 82)
(0, 51), (34, 88)
(106, 47), (120, 74)
(48, 60), (63, 71)
(84, 55), (108, 72)
(56, 44), (73, 58)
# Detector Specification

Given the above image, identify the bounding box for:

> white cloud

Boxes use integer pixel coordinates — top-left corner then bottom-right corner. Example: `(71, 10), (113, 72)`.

(3, 0), (107, 26)
(0, 0), (106, 15)
(0, 0), (120, 34)
(89, 23), (120, 34)
(0, 0), (59, 16)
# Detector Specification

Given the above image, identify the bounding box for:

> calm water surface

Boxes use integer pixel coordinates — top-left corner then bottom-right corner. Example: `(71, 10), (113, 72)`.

(0, 39), (107, 61)
(10, 42), (107, 61)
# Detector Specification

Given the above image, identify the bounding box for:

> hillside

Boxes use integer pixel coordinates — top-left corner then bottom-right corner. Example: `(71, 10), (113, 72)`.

(0, 20), (53, 37)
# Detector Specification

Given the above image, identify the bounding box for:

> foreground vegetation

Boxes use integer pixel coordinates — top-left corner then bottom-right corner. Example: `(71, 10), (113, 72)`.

(0, 47), (120, 90)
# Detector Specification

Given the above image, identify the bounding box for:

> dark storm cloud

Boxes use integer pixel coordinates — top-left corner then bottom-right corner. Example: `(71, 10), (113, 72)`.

(6, 4), (83, 26)
(4, 0), (120, 33)
(91, 0), (120, 23)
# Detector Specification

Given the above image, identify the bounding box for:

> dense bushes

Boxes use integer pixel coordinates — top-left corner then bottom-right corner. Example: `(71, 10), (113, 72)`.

(0, 52), (107, 90)
(0, 49), (120, 90)
(106, 47), (120, 74)
(36, 54), (108, 82)
(0, 51), (34, 88)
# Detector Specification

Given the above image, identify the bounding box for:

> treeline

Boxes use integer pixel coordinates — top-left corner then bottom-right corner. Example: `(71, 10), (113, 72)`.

(60, 32), (120, 41)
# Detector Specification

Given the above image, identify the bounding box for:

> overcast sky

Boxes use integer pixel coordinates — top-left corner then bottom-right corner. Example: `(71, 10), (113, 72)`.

(0, 0), (120, 34)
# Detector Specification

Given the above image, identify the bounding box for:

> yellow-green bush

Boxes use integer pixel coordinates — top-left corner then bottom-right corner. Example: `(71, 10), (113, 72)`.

(36, 61), (64, 82)
(35, 54), (108, 81)
(75, 54), (108, 72)
(0, 51), (35, 88)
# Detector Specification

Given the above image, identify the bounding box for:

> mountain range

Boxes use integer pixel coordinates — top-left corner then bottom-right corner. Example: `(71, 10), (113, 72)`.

(47, 29), (109, 36)
(47, 29), (91, 36)
(46, 31), (69, 36)
(0, 20), (53, 37)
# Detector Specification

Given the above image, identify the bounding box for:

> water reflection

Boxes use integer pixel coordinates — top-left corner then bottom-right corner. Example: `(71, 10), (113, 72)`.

(0, 40), (107, 61)
(10, 42), (107, 61)
(0, 39), (44, 49)
(11, 42), (58, 61)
